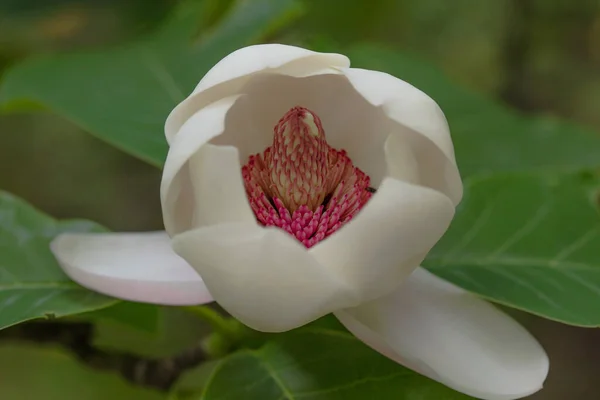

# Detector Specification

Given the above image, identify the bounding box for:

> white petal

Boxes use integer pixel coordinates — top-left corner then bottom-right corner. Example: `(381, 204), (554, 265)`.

(342, 68), (463, 204)
(311, 178), (455, 303)
(336, 268), (549, 400)
(50, 231), (212, 305)
(160, 95), (254, 236)
(172, 223), (355, 332)
(210, 73), (391, 185)
(165, 44), (350, 143)
(187, 143), (254, 228)
(383, 133), (420, 185)
(193, 44), (349, 95)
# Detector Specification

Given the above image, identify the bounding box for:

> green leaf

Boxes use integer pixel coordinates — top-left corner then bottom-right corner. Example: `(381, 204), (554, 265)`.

(0, 343), (164, 400)
(81, 301), (162, 333)
(0, 0), (303, 167)
(178, 322), (472, 400)
(346, 44), (600, 179)
(77, 304), (212, 358)
(0, 191), (116, 330)
(93, 307), (211, 358)
(425, 171), (600, 326)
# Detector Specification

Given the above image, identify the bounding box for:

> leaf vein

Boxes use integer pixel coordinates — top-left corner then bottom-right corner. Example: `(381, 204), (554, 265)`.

(484, 267), (569, 312)
(259, 356), (296, 400)
(551, 226), (600, 265)
(291, 370), (409, 398)
(138, 47), (185, 102)
(443, 200), (496, 262)
(487, 202), (552, 258)
(198, 358), (226, 400)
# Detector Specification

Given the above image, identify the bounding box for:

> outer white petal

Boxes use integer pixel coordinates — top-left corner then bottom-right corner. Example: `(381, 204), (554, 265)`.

(161, 95), (255, 236)
(193, 44), (349, 95)
(311, 178), (455, 302)
(208, 73), (391, 184)
(335, 268), (549, 400)
(342, 68), (463, 205)
(187, 143), (254, 228)
(165, 44), (350, 143)
(172, 223), (355, 332)
(383, 133), (420, 185)
(50, 231), (212, 305)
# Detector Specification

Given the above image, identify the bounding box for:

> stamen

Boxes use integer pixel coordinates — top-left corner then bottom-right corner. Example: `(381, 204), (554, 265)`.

(242, 106), (373, 248)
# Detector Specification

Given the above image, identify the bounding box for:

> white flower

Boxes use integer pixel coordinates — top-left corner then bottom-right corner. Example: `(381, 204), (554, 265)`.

(51, 44), (548, 400)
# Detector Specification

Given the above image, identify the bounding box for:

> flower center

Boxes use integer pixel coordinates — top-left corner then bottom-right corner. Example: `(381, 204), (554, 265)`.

(242, 106), (373, 248)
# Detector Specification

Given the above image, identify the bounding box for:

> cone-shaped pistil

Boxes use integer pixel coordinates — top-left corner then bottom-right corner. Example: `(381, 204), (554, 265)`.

(242, 106), (372, 247)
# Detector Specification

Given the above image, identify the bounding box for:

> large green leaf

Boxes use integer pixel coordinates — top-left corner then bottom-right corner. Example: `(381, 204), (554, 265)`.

(81, 301), (162, 334)
(425, 171), (600, 326)
(346, 44), (600, 179)
(92, 307), (211, 358)
(0, 344), (164, 400)
(0, 0), (302, 167)
(177, 321), (472, 400)
(0, 191), (116, 330)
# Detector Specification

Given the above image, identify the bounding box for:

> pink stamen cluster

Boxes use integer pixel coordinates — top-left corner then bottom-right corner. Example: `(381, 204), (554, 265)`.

(242, 106), (373, 248)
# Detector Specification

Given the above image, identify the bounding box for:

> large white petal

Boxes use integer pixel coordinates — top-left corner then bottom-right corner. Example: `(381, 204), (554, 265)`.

(50, 231), (212, 305)
(342, 68), (463, 204)
(187, 143), (254, 228)
(172, 223), (355, 332)
(311, 178), (455, 303)
(165, 44), (350, 143)
(160, 95), (254, 236)
(210, 73), (391, 185)
(193, 44), (349, 95)
(383, 132), (420, 185)
(335, 268), (549, 400)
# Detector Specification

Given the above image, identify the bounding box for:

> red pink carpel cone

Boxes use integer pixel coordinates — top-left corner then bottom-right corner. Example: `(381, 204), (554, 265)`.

(242, 106), (372, 248)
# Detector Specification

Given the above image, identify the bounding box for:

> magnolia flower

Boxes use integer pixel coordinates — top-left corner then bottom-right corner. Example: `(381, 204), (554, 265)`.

(51, 44), (548, 399)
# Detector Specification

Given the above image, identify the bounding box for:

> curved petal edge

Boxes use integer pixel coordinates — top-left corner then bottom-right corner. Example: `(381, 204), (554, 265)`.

(172, 222), (355, 332)
(50, 231), (213, 306)
(165, 44), (350, 143)
(335, 268), (549, 400)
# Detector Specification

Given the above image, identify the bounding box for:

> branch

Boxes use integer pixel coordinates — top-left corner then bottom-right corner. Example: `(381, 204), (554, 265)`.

(0, 320), (207, 391)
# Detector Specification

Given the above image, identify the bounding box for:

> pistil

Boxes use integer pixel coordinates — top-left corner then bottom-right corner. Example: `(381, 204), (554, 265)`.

(242, 106), (372, 248)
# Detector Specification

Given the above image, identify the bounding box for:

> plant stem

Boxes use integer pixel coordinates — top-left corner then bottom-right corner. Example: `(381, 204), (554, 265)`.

(183, 306), (242, 342)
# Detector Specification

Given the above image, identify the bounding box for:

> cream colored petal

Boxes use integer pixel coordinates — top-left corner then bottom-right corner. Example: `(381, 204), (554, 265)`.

(165, 44), (350, 143)
(310, 178), (455, 303)
(336, 268), (549, 400)
(210, 73), (391, 185)
(160, 95), (253, 236)
(50, 232), (212, 305)
(383, 133), (420, 185)
(172, 223), (355, 332)
(342, 68), (463, 204)
(187, 143), (254, 228)
(193, 44), (349, 95)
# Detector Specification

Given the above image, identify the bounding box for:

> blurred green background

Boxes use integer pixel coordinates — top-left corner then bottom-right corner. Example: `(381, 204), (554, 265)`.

(0, 0), (599, 398)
